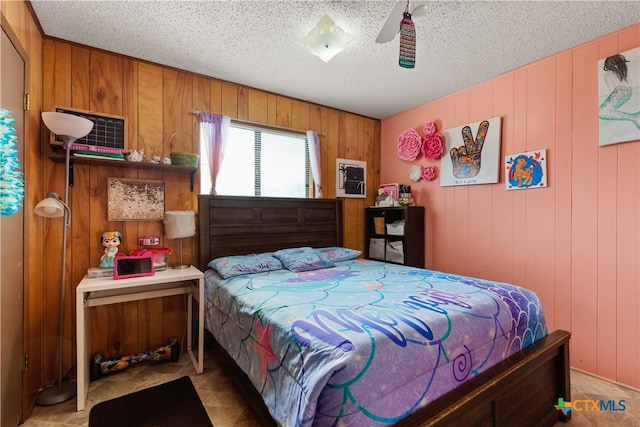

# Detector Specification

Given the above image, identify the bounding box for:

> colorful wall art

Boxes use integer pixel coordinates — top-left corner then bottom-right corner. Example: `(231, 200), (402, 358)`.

(0, 109), (24, 216)
(598, 46), (640, 146)
(440, 117), (502, 186)
(505, 149), (547, 190)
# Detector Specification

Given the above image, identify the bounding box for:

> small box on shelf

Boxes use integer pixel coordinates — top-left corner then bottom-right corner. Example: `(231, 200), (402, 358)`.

(385, 241), (404, 264)
(373, 217), (385, 234)
(369, 238), (385, 260)
(386, 221), (405, 236)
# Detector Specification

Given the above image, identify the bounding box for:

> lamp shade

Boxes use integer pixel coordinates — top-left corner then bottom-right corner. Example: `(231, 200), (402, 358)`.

(42, 112), (93, 139)
(164, 211), (196, 239)
(34, 193), (66, 218)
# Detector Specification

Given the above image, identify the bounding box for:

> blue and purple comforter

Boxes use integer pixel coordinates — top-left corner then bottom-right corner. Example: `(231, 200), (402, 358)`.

(204, 259), (547, 426)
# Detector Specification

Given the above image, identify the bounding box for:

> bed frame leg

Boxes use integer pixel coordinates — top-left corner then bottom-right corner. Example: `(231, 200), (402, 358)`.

(558, 335), (572, 423)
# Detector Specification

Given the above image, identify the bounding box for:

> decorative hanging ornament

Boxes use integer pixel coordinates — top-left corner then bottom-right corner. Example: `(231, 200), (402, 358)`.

(399, 10), (415, 69)
(0, 109), (24, 216)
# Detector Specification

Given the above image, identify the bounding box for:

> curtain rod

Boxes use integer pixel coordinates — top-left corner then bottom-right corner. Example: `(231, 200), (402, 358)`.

(191, 110), (324, 137)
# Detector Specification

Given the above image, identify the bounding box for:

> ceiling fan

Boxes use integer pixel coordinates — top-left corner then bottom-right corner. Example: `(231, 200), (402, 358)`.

(375, 0), (428, 44)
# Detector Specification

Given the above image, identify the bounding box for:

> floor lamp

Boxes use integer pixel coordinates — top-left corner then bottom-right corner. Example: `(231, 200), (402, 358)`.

(34, 112), (93, 405)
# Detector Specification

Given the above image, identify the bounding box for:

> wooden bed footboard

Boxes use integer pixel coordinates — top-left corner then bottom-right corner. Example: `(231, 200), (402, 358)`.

(396, 329), (571, 427)
(207, 329), (570, 427)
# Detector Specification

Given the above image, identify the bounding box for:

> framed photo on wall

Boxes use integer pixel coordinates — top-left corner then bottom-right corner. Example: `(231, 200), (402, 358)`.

(336, 158), (366, 198)
(505, 149), (547, 190)
(107, 178), (165, 221)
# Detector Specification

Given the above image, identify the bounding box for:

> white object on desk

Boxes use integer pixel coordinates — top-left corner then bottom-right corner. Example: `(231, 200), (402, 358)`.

(75, 265), (204, 411)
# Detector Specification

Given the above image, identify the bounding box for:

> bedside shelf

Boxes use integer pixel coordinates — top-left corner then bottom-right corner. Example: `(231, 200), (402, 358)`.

(365, 206), (425, 268)
(49, 152), (198, 191)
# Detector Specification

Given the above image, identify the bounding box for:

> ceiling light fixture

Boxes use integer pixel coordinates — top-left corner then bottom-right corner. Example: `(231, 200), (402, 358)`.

(303, 14), (353, 63)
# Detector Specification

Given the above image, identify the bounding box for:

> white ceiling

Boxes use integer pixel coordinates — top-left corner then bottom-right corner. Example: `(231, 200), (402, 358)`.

(30, 1), (640, 120)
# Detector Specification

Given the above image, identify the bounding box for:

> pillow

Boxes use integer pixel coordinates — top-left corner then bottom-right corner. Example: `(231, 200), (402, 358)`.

(208, 253), (283, 279)
(316, 247), (361, 262)
(273, 247), (334, 272)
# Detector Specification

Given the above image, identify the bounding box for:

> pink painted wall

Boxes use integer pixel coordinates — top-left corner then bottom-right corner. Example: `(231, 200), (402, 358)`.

(381, 24), (639, 389)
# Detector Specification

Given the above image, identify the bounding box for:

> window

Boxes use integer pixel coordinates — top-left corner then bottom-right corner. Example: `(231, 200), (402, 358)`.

(200, 122), (310, 197)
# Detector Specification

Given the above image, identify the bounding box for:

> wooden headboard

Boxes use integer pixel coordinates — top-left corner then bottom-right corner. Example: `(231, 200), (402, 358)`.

(198, 195), (343, 270)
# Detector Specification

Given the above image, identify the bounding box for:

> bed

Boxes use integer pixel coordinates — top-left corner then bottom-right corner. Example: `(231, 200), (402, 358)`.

(198, 195), (571, 426)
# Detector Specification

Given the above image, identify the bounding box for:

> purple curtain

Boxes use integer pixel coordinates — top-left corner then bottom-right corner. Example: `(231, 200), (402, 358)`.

(199, 112), (230, 194)
(306, 130), (322, 198)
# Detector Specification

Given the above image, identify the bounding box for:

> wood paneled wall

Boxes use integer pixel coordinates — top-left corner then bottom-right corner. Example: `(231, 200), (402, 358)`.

(381, 24), (640, 389)
(41, 39), (380, 386)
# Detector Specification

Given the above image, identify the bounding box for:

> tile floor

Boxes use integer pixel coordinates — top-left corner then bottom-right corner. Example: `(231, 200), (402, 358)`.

(21, 350), (262, 427)
(21, 350), (640, 427)
(554, 369), (640, 427)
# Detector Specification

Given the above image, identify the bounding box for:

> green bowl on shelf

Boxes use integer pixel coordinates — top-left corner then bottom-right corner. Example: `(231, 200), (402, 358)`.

(170, 152), (199, 168)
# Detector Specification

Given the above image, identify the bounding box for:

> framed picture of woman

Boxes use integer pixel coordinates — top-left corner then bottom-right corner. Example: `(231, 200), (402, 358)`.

(598, 47), (640, 146)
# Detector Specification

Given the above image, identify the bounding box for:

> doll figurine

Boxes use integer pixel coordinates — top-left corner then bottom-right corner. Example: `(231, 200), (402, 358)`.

(99, 231), (122, 268)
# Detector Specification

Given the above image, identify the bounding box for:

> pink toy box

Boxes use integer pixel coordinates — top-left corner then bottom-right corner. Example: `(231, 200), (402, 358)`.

(113, 251), (154, 279)
(131, 248), (171, 271)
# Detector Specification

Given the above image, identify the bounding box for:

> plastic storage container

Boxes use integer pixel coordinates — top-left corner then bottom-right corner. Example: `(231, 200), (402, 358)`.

(131, 248), (172, 271)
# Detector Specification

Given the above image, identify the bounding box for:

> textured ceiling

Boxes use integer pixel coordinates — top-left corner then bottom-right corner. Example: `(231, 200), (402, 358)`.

(30, 1), (640, 120)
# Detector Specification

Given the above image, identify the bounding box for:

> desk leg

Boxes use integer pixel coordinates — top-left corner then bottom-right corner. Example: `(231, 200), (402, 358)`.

(76, 293), (91, 411)
(198, 276), (204, 373)
(187, 290), (193, 353)
(186, 278), (204, 374)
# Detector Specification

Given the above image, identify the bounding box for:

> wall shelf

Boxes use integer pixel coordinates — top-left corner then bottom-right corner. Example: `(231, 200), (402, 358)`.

(48, 152), (198, 191)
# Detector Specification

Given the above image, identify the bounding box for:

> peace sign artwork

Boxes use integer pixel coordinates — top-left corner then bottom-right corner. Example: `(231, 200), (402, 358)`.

(439, 116), (502, 187)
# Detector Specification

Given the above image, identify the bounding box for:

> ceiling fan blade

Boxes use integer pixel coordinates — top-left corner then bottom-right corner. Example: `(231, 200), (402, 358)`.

(375, 1), (407, 44)
(411, 4), (427, 17)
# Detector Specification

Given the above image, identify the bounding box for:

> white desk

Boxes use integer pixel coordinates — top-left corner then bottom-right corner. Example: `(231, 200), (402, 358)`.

(75, 266), (204, 411)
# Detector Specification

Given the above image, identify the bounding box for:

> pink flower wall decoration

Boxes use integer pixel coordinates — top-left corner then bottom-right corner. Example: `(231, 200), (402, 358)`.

(422, 166), (437, 181)
(423, 121), (437, 135)
(422, 133), (444, 160)
(397, 128), (422, 161)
